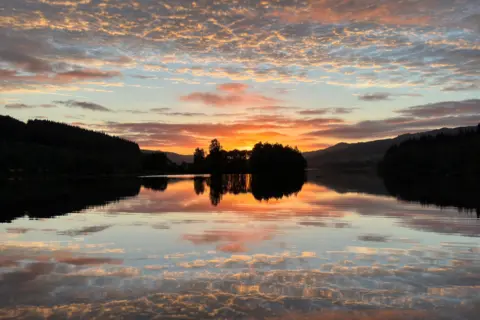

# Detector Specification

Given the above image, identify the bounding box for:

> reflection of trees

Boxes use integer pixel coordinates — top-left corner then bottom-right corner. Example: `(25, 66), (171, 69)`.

(384, 176), (480, 218)
(251, 174), (305, 201)
(205, 174), (305, 206)
(141, 177), (168, 192)
(193, 177), (205, 195)
(206, 175), (228, 206)
(0, 179), (141, 223)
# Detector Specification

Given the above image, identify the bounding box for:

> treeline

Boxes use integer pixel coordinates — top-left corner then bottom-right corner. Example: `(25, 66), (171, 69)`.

(0, 116), (142, 177)
(192, 139), (307, 173)
(379, 124), (480, 181)
(1, 116), (307, 178)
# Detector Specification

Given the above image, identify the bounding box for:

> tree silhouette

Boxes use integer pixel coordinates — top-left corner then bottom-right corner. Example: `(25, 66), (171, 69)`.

(209, 139), (222, 154)
(193, 148), (206, 172)
(206, 139), (226, 173)
(249, 142), (307, 173)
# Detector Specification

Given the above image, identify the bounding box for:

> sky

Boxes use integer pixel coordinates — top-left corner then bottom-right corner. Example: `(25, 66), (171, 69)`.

(1, 0), (479, 154)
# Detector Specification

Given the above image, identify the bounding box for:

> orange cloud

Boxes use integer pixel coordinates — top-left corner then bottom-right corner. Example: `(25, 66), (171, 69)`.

(180, 84), (281, 107)
(217, 83), (248, 93)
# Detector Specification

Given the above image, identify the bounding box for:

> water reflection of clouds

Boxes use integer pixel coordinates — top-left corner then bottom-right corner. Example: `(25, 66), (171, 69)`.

(1, 177), (479, 318)
(0, 239), (479, 318)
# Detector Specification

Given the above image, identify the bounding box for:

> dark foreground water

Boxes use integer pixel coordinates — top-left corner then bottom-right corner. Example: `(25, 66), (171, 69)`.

(0, 174), (479, 319)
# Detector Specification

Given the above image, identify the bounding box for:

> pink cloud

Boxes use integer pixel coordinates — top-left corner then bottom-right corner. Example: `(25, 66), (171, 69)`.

(217, 83), (249, 93)
(180, 91), (280, 107)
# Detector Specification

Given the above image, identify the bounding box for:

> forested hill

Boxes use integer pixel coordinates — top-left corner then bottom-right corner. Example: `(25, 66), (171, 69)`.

(304, 125), (479, 170)
(379, 124), (480, 181)
(379, 125), (480, 214)
(0, 115), (141, 177)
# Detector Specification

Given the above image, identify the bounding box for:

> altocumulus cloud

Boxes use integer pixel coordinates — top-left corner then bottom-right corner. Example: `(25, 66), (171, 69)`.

(1, 0), (479, 92)
(54, 100), (112, 112)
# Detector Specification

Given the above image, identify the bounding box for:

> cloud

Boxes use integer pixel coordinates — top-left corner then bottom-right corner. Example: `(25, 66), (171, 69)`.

(247, 106), (298, 112)
(180, 90), (280, 108)
(0, 50), (52, 73)
(305, 113), (480, 139)
(297, 109), (330, 115)
(0, 0), (478, 94)
(217, 83), (248, 93)
(88, 113), (343, 153)
(441, 84), (480, 92)
(151, 107), (171, 113)
(164, 112), (207, 117)
(130, 74), (157, 79)
(298, 108), (357, 115)
(332, 108), (357, 114)
(358, 92), (423, 101)
(54, 100), (112, 112)
(54, 69), (121, 81)
(396, 99), (480, 118)
(149, 108), (206, 117)
(5, 103), (56, 109)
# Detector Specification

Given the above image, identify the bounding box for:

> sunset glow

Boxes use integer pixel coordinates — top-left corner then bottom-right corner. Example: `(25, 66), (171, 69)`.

(1, 0), (479, 154)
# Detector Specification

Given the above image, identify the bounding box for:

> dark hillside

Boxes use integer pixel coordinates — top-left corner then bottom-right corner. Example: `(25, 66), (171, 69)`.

(305, 125), (478, 170)
(0, 116), (141, 177)
(379, 125), (480, 181)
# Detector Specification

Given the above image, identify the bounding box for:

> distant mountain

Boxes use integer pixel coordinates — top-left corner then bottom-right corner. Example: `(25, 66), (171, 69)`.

(305, 125), (478, 169)
(142, 150), (192, 164)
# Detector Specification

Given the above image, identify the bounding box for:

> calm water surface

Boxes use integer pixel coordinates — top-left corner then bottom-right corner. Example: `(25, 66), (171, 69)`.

(1, 175), (479, 319)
